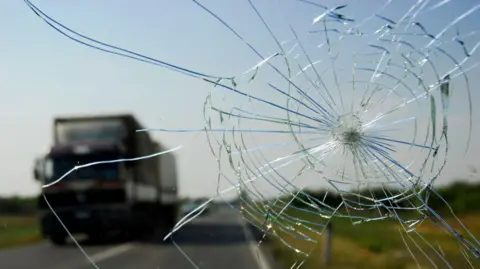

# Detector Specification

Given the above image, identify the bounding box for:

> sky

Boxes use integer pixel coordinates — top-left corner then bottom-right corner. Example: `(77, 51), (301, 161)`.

(1, 0), (479, 199)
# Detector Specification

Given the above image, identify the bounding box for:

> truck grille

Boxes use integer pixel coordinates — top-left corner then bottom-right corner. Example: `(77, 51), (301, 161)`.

(38, 188), (126, 209)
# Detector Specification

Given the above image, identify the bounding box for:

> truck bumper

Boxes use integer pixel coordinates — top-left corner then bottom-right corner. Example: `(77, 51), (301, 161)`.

(40, 206), (132, 237)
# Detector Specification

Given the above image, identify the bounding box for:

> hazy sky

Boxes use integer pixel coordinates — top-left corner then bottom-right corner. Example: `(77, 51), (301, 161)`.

(1, 0), (479, 198)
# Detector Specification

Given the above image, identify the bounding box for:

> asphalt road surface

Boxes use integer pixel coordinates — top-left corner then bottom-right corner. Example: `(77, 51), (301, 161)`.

(0, 206), (277, 269)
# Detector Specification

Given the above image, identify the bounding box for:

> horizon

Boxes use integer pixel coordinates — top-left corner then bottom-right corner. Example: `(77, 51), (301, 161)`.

(1, 0), (479, 199)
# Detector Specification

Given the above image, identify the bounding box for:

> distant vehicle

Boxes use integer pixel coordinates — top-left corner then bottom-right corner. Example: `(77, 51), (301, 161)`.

(181, 199), (210, 217)
(33, 113), (179, 245)
(182, 203), (199, 216)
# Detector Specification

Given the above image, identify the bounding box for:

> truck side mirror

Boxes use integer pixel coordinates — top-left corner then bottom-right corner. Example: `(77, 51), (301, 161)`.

(34, 157), (53, 183)
(33, 157), (44, 181)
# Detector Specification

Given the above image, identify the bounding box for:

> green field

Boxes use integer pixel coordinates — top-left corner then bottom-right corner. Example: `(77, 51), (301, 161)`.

(0, 216), (43, 249)
(247, 209), (480, 269)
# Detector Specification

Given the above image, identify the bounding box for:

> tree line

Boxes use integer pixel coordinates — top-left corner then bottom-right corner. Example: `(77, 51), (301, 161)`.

(0, 181), (478, 215)
(284, 181), (480, 214)
(0, 196), (37, 215)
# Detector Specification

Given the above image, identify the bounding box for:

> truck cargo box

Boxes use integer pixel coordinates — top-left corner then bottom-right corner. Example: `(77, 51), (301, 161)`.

(152, 142), (178, 204)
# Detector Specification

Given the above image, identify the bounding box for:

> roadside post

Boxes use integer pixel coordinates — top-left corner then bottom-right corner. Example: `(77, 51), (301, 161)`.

(323, 221), (333, 266)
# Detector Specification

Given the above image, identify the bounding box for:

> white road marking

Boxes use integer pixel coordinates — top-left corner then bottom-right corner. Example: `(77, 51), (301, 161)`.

(89, 244), (134, 263)
(240, 219), (272, 269)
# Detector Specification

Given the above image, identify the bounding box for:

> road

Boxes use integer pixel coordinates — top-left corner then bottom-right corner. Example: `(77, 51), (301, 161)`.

(0, 206), (277, 269)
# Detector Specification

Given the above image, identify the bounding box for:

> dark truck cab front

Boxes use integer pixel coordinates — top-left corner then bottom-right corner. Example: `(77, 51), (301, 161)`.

(35, 141), (134, 244)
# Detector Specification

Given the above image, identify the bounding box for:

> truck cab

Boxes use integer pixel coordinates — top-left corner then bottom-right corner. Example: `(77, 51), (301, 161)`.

(34, 142), (134, 244)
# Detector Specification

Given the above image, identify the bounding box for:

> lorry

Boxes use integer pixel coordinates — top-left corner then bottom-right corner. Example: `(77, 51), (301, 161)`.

(33, 114), (179, 245)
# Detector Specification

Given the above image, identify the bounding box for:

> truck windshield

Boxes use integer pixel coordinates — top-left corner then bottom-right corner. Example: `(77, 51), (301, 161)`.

(51, 153), (120, 181)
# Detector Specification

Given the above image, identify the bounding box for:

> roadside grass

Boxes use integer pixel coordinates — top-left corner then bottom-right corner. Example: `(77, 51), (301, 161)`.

(244, 207), (480, 269)
(0, 215), (43, 249)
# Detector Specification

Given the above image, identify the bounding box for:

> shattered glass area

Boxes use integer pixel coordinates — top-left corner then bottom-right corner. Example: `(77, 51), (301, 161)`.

(25, 0), (480, 268)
